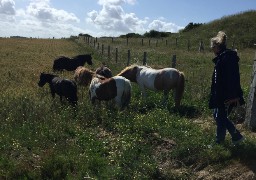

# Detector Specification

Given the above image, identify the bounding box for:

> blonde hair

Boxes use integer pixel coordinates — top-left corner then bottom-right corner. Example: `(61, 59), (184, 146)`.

(210, 31), (227, 48)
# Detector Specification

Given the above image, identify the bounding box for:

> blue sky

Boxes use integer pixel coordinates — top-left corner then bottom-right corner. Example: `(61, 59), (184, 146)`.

(0, 0), (255, 38)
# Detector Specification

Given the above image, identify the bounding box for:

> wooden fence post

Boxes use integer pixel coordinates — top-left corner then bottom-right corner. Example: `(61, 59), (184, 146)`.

(187, 39), (190, 51)
(108, 45), (110, 59)
(127, 37), (129, 46)
(199, 40), (204, 52)
(102, 44), (104, 54)
(175, 38), (178, 47)
(172, 55), (176, 68)
(245, 54), (256, 131)
(115, 48), (118, 63)
(143, 52), (147, 65)
(127, 50), (131, 66)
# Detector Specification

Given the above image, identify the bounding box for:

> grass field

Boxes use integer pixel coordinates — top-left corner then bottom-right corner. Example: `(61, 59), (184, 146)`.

(1, 37), (256, 179)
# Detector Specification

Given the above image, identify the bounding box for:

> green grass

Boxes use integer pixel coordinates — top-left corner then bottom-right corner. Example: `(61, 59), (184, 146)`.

(0, 36), (256, 179)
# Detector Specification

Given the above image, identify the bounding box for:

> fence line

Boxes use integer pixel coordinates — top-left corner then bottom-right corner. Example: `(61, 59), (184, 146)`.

(79, 36), (209, 52)
(77, 36), (253, 70)
(79, 35), (256, 53)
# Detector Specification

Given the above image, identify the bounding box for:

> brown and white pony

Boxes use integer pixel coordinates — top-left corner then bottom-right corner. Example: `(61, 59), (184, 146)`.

(74, 66), (131, 109)
(117, 65), (185, 107)
(89, 76), (131, 110)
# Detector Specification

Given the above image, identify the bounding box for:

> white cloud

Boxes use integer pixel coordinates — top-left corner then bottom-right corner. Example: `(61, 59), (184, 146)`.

(0, 0), (15, 15)
(0, 0), (85, 38)
(26, 0), (79, 23)
(148, 19), (184, 32)
(87, 0), (183, 37)
(87, 0), (147, 36)
(98, 0), (135, 6)
(0, 0), (184, 38)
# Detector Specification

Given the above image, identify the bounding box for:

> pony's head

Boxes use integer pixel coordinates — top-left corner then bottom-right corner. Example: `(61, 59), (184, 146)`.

(95, 64), (113, 78)
(38, 72), (55, 87)
(74, 66), (94, 86)
(117, 65), (139, 82)
(81, 54), (93, 65)
(85, 54), (93, 65)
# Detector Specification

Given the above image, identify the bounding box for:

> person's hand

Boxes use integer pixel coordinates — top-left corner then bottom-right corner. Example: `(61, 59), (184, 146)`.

(224, 98), (240, 106)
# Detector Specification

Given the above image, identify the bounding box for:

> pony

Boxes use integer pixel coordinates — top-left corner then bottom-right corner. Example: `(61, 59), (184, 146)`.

(74, 65), (113, 86)
(53, 54), (93, 71)
(74, 66), (95, 86)
(38, 72), (78, 106)
(117, 65), (185, 107)
(89, 76), (131, 110)
(95, 64), (113, 78)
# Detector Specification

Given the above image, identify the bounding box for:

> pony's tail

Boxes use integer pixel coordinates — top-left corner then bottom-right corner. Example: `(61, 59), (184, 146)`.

(121, 79), (131, 109)
(175, 71), (185, 107)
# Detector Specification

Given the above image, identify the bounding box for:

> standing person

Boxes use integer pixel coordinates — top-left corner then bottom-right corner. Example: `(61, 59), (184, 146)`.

(209, 31), (245, 145)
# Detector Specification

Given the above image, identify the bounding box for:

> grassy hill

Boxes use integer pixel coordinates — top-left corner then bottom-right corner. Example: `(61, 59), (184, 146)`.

(177, 10), (256, 49)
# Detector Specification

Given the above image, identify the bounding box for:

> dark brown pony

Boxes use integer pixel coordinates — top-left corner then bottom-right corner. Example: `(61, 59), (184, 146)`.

(95, 64), (113, 78)
(53, 54), (92, 71)
(38, 73), (78, 106)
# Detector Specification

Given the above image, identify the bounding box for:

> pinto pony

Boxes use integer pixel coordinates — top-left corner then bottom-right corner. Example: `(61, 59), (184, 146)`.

(89, 76), (131, 110)
(38, 72), (78, 106)
(117, 65), (185, 107)
(53, 54), (93, 71)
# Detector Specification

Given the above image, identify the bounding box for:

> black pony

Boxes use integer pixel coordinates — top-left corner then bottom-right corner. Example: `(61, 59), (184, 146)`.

(53, 54), (93, 71)
(38, 73), (78, 106)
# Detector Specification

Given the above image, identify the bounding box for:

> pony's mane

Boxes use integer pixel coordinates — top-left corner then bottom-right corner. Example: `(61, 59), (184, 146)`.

(117, 64), (138, 75)
(77, 66), (94, 74)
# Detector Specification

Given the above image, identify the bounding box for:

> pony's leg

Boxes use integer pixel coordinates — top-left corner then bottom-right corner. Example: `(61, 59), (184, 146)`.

(51, 92), (55, 99)
(59, 95), (63, 102)
(162, 90), (169, 106)
(174, 88), (181, 107)
(115, 97), (122, 110)
(139, 85), (147, 99)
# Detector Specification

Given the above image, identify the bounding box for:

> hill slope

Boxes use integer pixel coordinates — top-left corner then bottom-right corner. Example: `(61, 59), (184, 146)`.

(179, 10), (256, 49)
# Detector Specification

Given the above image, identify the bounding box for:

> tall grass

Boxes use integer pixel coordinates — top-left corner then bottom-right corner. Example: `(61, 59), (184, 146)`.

(0, 37), (256, 179)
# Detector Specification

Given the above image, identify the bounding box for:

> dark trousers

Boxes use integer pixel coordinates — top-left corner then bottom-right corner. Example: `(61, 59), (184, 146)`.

(213, 105), (243, 143)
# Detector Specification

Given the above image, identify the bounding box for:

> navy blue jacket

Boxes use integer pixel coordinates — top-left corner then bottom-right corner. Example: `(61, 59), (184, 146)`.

(209, 49), (245, 109)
